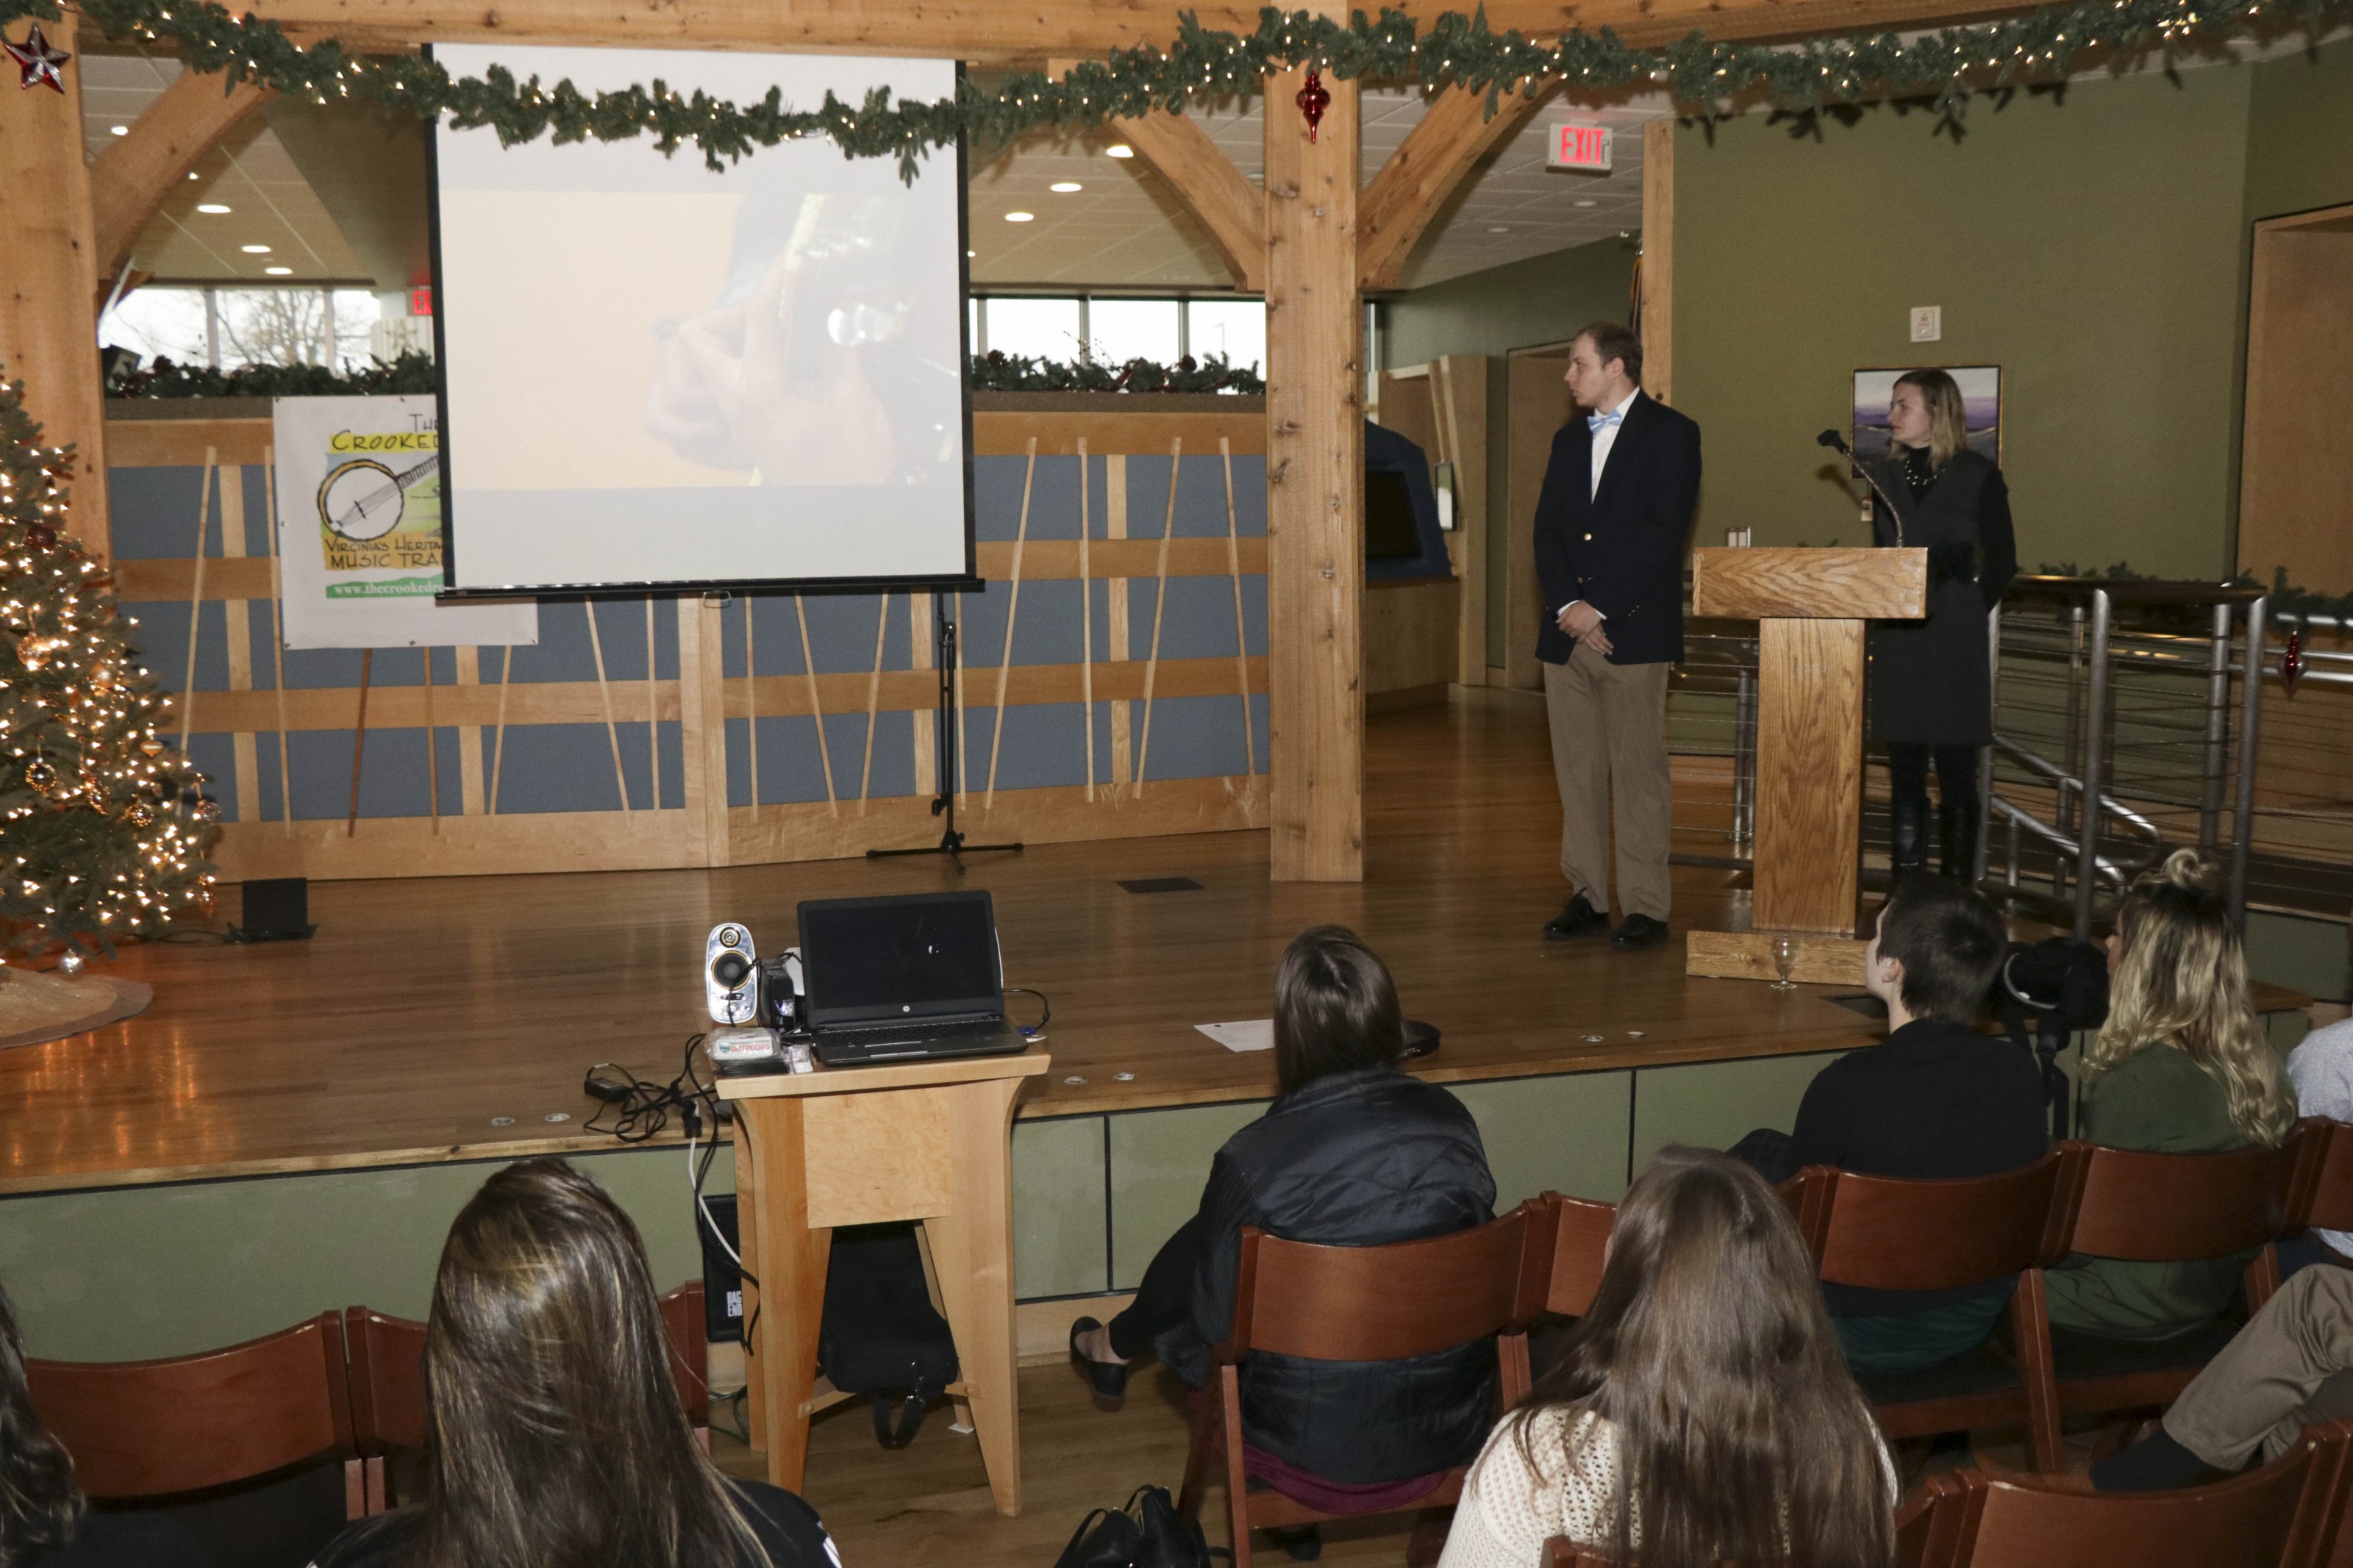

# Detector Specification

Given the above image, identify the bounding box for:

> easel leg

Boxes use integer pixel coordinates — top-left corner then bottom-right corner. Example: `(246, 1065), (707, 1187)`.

(921, 1076), (1024, 1515)
(740, 1098), (830, 1493)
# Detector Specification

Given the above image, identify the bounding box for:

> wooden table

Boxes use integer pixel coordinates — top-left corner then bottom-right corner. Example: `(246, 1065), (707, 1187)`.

(720, 1047), (1049, 1516)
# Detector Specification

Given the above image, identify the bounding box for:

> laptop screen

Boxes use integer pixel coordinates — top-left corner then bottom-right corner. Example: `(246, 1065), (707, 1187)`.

(798, 891), (1002, 1025)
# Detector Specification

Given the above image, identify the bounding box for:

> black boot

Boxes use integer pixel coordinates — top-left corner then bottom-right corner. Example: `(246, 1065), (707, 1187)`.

(1890, 796), (1928, 881)
(1939, 801), (1978, 884)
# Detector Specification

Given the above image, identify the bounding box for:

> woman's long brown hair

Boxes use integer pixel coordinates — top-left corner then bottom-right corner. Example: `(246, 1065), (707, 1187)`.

(410, 1159), (768, 1568)
(1518, 1148), (1893, 1568)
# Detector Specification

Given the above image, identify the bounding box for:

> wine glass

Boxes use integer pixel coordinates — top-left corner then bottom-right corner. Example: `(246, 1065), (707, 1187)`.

(1769, 936), (1799, 991)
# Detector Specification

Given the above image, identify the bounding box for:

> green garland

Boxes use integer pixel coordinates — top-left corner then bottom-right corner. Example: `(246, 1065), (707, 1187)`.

(969, 350), (1263, 394)
(1, 0), (2344, 176)
(107, 351), (438, 400)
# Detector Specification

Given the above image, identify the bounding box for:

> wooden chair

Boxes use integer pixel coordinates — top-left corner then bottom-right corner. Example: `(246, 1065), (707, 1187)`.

(26, 1312), (363, 1519)
(346, 1280), (710, 1514)
(1907, 1420), (2353, 1568)
(2046, 1136), (2303, 1421)
(1499, 1192), (1615, 1403)
(2289, 1117), (2353, 1247)
(1790, 1153), (2068, 1471)
(1176, 1207), (1538, 1568)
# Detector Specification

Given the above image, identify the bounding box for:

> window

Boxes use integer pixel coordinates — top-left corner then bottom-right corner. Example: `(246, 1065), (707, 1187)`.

(982, 297), (1084, 363)
(1186, 299), (1265, 374)
(101, 286), (393, 372)
(1088, 298), (1182, 367)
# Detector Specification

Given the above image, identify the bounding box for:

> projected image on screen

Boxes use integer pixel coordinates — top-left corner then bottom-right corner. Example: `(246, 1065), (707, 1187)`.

(430, 47), (970, 595)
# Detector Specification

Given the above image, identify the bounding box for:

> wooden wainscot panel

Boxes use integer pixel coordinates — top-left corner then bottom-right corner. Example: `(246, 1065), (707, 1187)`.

(971, 404), (1266, 457)
(1690, 547), (1927, 621)
(1685, 931), (1868, 987)
(107, 417), (274, 468)
(1363, 577), (1460, 710)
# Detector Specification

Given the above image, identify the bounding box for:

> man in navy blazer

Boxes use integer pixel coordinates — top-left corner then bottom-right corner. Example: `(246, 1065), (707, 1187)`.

(1532, 321), (1701, 950)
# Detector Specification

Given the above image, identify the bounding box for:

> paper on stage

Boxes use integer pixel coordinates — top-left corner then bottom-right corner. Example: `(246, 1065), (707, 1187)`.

(1196, 1020), (1274, 1053)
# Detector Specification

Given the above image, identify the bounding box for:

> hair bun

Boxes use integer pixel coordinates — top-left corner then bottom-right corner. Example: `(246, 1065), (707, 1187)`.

(2157, 847), (2224, 895)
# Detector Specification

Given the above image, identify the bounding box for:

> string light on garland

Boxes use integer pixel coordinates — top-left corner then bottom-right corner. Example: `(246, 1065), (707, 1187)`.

(0, 0), (2340, 178)
(0, 368), (216, 959)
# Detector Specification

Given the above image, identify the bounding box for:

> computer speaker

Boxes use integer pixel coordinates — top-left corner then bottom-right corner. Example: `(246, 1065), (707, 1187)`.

(704, 923), (759, 1025)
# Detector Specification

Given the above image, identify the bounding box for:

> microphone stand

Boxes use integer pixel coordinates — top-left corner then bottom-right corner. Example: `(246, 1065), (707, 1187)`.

(1819, 431), (1910, 548)
(867, 595), (1022, 870)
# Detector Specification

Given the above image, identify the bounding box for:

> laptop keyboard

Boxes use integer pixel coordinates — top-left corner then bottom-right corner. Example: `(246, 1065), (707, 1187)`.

(823, 1017), (1004, 1041)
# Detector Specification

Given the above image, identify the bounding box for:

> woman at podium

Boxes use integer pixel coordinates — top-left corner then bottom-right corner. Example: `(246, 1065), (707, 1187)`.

(1867, 368), (2017, 881)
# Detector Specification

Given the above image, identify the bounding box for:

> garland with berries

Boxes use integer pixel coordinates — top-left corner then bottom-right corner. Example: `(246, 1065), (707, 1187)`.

(3, 0), (2346, 178)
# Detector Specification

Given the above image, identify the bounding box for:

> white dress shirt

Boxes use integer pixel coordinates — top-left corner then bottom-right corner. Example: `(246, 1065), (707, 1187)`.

(2289, 1017), (2353, 1255)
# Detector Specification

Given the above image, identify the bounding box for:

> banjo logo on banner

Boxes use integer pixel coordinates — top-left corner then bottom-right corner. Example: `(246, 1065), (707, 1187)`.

(272, 395), (538, 650)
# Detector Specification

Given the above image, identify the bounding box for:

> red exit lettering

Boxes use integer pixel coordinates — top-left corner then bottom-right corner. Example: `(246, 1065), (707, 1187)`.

(1547, 123), (1613, 172)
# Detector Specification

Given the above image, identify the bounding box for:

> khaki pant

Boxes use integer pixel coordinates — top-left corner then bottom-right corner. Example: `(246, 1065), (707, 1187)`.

(2165, 1264), (2353, 1469)
(1541, 648), (1673, 922)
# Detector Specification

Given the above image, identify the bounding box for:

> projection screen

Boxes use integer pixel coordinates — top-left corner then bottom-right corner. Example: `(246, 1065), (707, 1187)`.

(429, 47), (972, 596)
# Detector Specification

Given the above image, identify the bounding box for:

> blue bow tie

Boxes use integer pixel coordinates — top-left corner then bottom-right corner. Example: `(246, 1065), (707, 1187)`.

(1587, 408), (1624, 434)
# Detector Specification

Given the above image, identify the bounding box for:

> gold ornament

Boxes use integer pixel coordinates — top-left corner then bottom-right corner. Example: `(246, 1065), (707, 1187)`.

(138, 737), (163, 757)
(124, 801), (154, 828)
(24, 757), (59, 797)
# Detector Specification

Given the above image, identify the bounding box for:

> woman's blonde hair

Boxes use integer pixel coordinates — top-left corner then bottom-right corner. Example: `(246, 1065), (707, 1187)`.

(2084, 849), (2296, 1148)
(1892, 368), (1970, 472)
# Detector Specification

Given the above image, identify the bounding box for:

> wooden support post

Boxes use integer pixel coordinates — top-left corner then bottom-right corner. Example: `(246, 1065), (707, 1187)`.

(217, 465), (263, 825)
(1104, 455), (1130, 790)
(1357, 85), (1543, 291)
(0, 11), (108, 559)
(1640, 119), (1674, 406)
(1264, 65), (1363, 882)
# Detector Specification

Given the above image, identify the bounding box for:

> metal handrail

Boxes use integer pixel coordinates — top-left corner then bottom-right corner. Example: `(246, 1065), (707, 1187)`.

(1988, 793), (2133, 888)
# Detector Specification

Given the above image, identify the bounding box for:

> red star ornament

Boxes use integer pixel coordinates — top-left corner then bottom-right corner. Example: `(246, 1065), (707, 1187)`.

(4, 23), (70, 93)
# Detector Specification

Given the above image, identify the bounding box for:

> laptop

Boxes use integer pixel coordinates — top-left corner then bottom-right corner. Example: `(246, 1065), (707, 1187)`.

(798, 889), (1029, 1068)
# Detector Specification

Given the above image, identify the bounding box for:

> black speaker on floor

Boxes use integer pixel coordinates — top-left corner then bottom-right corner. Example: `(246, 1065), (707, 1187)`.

(232, 877), (315, 942)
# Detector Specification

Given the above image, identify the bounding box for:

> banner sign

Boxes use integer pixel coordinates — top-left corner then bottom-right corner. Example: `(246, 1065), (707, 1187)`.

(272, 395), (538, 650)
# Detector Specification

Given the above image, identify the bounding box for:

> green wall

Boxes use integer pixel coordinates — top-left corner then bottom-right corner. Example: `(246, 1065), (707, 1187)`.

(1381, 240), (1640, 665)
(1675, 69), (2258, 579)
(2244, 39), (2353, 226)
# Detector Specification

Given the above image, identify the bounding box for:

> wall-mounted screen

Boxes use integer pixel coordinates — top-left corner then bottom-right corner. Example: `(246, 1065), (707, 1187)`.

(429, 46), (971, 597)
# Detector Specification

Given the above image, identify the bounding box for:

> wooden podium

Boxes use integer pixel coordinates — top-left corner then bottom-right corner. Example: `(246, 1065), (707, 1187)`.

(720, 1048), (1049, 1516)
(1682, 548), (1926, 982)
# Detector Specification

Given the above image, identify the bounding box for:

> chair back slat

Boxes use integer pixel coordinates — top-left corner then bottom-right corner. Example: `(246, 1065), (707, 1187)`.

(344, 1309), (429, 1455)
(658, 1281), (710, 1425)
(27, 1314), (354, 1500)
(1543, 1195), (1615, 1318)
(1804, 1153), (2065, 1292)
(1953, 1425), (2346, 1567)
(1234, 1209), (1531, 1363)
(2295, 1120), (2353, 1236)
(2060, 1139), (2299, 1262)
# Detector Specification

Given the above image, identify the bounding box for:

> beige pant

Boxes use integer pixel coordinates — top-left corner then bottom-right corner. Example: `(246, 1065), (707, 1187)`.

(1542, 648), (1673, 922)
(2165, 1264), (2353, 1469)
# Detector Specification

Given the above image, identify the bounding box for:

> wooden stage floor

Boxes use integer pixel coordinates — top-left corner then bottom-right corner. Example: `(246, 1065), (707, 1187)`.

(0, 690), (1890, 1195)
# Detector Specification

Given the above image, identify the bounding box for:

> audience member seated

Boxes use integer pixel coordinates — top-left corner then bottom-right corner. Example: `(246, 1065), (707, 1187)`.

(2282, 919), (2353, 1274)
(1437, 1149), (1897, 1568)
(1784, 877), (2048, 1373)
(2092, 1261), (2353, 1492)
(1068, 925), (1499, 1496)
(2044, 850), (2298, 1340)
(0, 1284), (212, 1568)
(305, 1159), (837, 1568)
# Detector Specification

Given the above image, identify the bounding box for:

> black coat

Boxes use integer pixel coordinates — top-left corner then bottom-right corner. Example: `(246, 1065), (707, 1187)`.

(1532, 392), (1702, 667)
(1866, 448), (2018, 746)
(1154, 1067), (1499, 1483)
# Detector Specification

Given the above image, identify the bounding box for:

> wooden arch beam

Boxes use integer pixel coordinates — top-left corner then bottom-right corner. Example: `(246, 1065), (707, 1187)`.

(1107, 110), (1266, 293)
(1357, 84), (1546, 291)
(92, 70), (276, 288)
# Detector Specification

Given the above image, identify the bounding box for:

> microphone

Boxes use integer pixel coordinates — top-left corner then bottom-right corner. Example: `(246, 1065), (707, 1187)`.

(1815, 428), (1906, 546)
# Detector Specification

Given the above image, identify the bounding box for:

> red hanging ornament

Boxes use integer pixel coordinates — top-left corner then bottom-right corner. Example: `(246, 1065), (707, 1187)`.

(2282, 628), (2304, 695)
(1296, 69), (1330, 143)
(25, 523), (55, 551)
(4, 24), (71, 93)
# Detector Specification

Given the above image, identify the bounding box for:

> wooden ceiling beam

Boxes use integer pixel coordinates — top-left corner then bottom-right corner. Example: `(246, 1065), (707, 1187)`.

(91, 70), (276, 290)
(213, 0), (2047, 62)
(1357, 82), (1546, 291)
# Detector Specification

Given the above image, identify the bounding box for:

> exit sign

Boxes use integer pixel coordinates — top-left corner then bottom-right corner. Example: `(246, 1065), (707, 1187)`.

(1547, 123), (1613, 173)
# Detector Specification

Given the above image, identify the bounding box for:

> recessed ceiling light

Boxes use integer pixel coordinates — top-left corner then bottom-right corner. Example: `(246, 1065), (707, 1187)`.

(196, 203), (230, 214)
(240, 244), (272, 254)
(1487, 226), (1511, 234)
(1574, 199), (1599, 208)
(264, 266), (292, 276)
(1106, 144), (1135, 159)
(109, 125), (128, 136)
(1049, 181), (1082, 193)
(1005, 211), (1035, 223)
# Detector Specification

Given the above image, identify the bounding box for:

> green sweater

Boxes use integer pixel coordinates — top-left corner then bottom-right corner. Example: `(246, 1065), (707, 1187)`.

(2043, 1042), (2286, 1339)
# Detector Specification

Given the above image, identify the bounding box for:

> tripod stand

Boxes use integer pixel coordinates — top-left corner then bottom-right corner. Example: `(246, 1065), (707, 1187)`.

(868, 596), (1023, 869)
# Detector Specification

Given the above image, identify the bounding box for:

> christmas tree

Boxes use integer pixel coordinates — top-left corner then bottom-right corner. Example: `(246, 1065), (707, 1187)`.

(1, 370), (215, 958)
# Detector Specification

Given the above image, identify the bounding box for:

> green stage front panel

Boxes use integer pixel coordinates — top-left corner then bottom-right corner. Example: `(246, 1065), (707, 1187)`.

(1011, 1116), (1111, 1299)
(1106, 1100), (1267, 1293)
(1628, 1051), (1850, 1178)
(1449, 1071), (1634, 1206)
